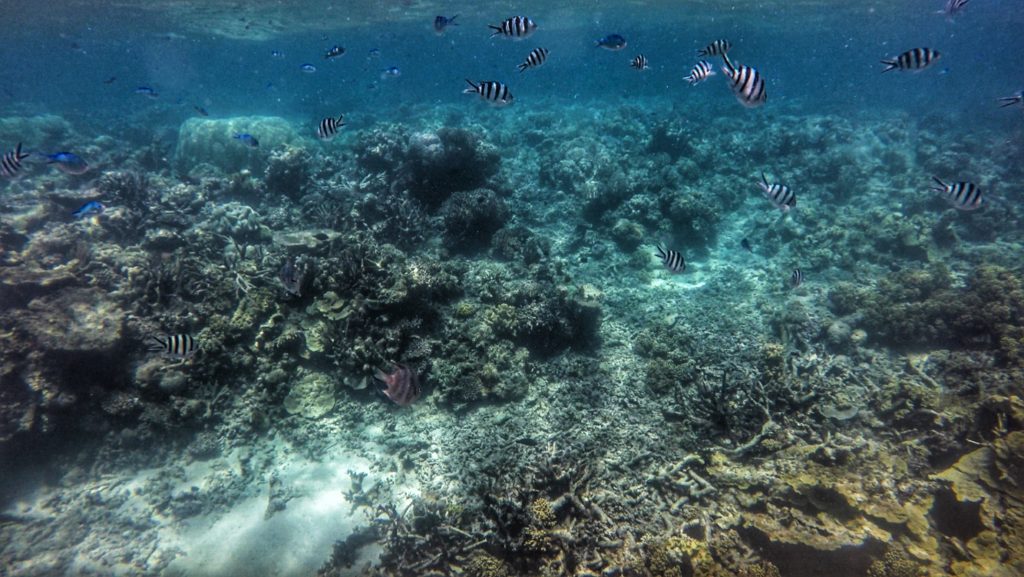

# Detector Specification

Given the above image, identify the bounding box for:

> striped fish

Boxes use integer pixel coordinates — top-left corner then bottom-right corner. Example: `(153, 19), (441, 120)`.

(463, 79), (514, 106)
(631, 54), (649, 71)
(489, 16), (536, 39)
(518, 47), (549, 72)
(149, 334), (198, 357)
(881, 47), (941, 72)
(698, 39), (731, 57)
(759, 173), (796, 212)
(790, 268), (804, 289)
(931, 177), (984, 211)
(942, 0), (970, 18)
(685, 60), (715, 85)
(317, 115), (345, 140)
(655, 245), (686, 273)
(1, 143), (30, 178)
(722, 62), (767, 108)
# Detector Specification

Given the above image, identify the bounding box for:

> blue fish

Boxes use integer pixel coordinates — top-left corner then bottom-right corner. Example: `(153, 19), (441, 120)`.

(300, 63), (317, 73)
(596, 34), (628, 51)
(44, 152), (90, 175)
(234, 133), (259, 148)
(72, 200), (105, 218)
(135, 86), (159, 98)
(380, 66), (401, 79)
(367, 48), (381, 59)
(271, 50), (284, 58)
(434, 14), (458, 35)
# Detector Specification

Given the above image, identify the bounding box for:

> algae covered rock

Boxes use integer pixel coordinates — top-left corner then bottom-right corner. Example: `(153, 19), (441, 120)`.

(174, 116), (302, 175)
(283, 372), (337, 419)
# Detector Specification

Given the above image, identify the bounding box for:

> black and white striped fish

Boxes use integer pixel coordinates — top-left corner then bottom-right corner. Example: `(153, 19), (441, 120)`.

(317, 115), (345, 140)
(758, 173), (796, 212)
(655, 245), (686, 273)
(881, 48), (941, 72)
(685, 61), (715, 85)
(518, 47), (549, 72)
(941, 0), (970, 18)
(790, 268), (804, 289)
(722, 62), (767, 108)
(463, 79), (514, 106)
(1, 143), (30, 178)
(489, 16), (536, 39)
(149, 334), (198, 357)
(931, 177), (985, 211)
(698, 39), (731, 57)
(631, 54), (649, 71)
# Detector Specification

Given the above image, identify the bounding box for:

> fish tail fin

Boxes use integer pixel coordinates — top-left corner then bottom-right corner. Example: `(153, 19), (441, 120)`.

(147, 335), (167, 352)
(721, 53), (734, 73)
(450, 14), (459, 25)
(488, 25), (502, 36)
(761, 172), (770, 188)
(998, 96), (1021, 108)
(462, 78), (478, 93)
(517, 63), (527, 73)
(930, 176), (947, 193)
(880, 60), (898, 73)
(655, 244), (666, 259)
(337, 114), (346, 125)
(16, 142), (28, 160)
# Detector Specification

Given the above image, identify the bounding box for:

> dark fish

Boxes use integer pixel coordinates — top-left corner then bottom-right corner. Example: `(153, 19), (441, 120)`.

(434, 14), (458, 35)
(655, 244), (686, 273)
(998, 91), (1023, 108)
(149, 334), (198, 358)
(722, 62), (767, 108)
(278, 257), (305, 296)
(135, 86), (159, 98)
(931, 177), (985, 211)
(376, 363), (421, 406)
(72, 200), (105, 218)
(300, 63), (317, 73)
(324, 45), (345, 59)
(698, 39), (731, 57)
(631, 54), (649, 71)
(44, 152), (89, 175)
(518, 47), (549, 72)
(741, 238), (752, 252)
(790, 268), (804, 289)
(1, 143), (30, 177)
(489, 16), (536, 39)
(463, 79), (513, 106)
(881, 47), (941, 72)
(595, 34), (627, 50)
(685, 60), (715, 85)
(103, 76), (117, 84)
(193, 105), (209, 116)
(234, 133), (259, 147)
(759, 173), (796, 212)
(317, 114), (345, 140)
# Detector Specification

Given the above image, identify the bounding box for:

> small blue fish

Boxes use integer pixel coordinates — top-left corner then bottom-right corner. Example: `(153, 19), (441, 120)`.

(380, 66), (401, 79)
(193, 105), (209, 116)
(44, 152), (89, 175)
(434, 14), (458, 35)
(367, 48), (381, 59)
(271, 50), (284, 58)
(300, 63), (317, 73)
(72, 200), (105, 218)
(233, 133), (259, 148)
(135, 86), (159, 98)
(596, 34), (627, 51)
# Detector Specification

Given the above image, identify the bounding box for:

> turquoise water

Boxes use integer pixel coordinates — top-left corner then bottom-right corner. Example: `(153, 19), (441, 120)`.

(1, 2), (1023, 577)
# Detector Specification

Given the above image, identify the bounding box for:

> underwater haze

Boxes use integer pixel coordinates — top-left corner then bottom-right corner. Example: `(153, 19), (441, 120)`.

(1, 1), (1023, 577)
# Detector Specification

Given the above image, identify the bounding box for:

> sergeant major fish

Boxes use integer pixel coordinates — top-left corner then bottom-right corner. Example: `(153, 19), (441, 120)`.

(149, 334), (198, 358)
(686, 61), (715, 85)
(489, 16), (536, 39)
(698, 39), (731, 57)
(317, 114), (345, 140)
(463, 79), (513, 106)
(631, 54), (649, 70)
(790, 268), (804, 289)
(655, 244), (686, 273)
(518, 47), (549, 72)
(930, 177), (984, 210)
(723, 61), (767, 108)
(759, 173), (795, 212)
(881, 47), (941, 72)
(1, 143), (30, 177)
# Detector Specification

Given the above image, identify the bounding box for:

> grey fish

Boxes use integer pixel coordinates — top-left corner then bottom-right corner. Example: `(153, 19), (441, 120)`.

(278, 257), (305, 296)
